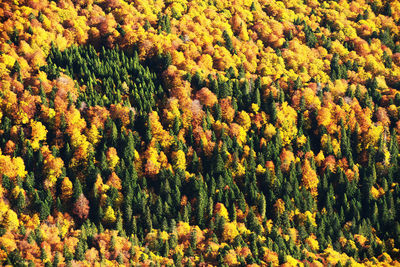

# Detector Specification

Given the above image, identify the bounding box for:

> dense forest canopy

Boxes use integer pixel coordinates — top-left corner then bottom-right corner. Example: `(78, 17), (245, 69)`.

(0, 0), (400, 266)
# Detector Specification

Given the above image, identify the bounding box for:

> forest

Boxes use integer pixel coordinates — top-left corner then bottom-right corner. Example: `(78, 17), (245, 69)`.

(0, 0), (400, 266)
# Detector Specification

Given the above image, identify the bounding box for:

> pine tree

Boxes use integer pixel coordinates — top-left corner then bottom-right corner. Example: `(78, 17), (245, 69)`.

(53, 252), (60, 266)
(39, 200), (51, 221)
(144, 206), (153, 232)
(247, 209), (261, 234)
(75, 239), (85, 261)
(253, 88), (261, 107)
(223, 30), (234, 54)
(73, 178), (83, 201)
(16, 192), (25, 213)
(259, 193), (266, 219)
(214, 153), (225, 175)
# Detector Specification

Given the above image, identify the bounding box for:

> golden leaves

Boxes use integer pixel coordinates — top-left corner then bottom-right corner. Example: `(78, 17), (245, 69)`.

(106, 147), (119, 171)
(276, 102), (297, 145)
(302, 159), (319, 197)
(61, 177), (73, 201)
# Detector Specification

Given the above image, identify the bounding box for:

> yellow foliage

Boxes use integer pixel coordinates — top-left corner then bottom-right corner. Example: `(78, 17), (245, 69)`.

(1, 210), (19, 231)
(177, 221), (191, 238)
(61, 177), (73, 201)
(214, 203), (229, 221)
(236, 110), (251, 131)
(159, 231), (169, 241)
(106, 147), (119, 171)
(322, 245), (363, 266)
(145, 145), (161, 176)
(13, 156), (28, 179)
(331, 138), (341, 156)
(375, 76), (388, 89)
(0, 153), (27, 179)
(173, 150), (186, 170)
(103, 206), (116, 224)
(265, 220), (273, 233)
(317, 107), (336, 134)
(0, 0), (399, 264)
(251, 103), (259, 113)
(86, 125), (101, 146)
(370, 186), (384, 199)
(11, 186), (23, 200)
(234, 162), (246, 177)
(306, 234), (319, 251)
(264, 123), (276, 139)
(365, 124), (384, 149)
(229, 123), (247, 146)
(302, 159), (319, 197)
(224, 249), (239, 266)
(286, 255), (303, 266)
(256, 164), (266, 174)
(274, 198), (285, 214)
(296, 135), (307, 147)
(277, 102), (297, 145)
(0, 231), (17, 252)
(30, 120), (47, 150)
(1, 54), (16, 68)
(383, 147), (390, 167)
(304, 211), (317, 227)
(315, 150), (325, 167)
(342, 25), (357, 39)
(331, 79), (348, 97)
(222, 222), (239, 241)
(149, 111), (173, 148)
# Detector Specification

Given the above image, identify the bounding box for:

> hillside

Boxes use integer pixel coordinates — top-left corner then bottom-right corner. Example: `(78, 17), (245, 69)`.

(0, 0), (400, 266)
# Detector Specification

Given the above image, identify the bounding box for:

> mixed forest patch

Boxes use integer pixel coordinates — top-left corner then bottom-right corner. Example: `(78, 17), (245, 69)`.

(0, 0), (400, 266)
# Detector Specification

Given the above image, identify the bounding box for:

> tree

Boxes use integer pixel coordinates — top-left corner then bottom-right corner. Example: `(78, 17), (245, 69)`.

(73, 194), (90, 221)
(259, 193), (266, 219)
(75, 239), (85, 261)
(103, 205), (116, 225)
(61, 177), (73, 201)
(16, 192), (25, 213)
(39, 201), (51, 221)
(196, 87), (218, 107)
(247, 209), (261, 235)
(73, 178), (83, 201)
(106, 147), (119, 171)
(223, 30), (234, 53)
(222, 222), (239, 241)
(302, 159), (319, 197)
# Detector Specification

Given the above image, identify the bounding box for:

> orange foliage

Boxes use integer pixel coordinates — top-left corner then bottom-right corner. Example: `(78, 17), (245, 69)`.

(220, 98), (235, 123)
(280, 149), (295, 172)
(110, 104), (132, 127)
(106, 172), (122, 191)
(196, 87), (218, 107)
(106, 147), (119, 171)
(263, 248), (279, 266)
(4, 140), (15, 155)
